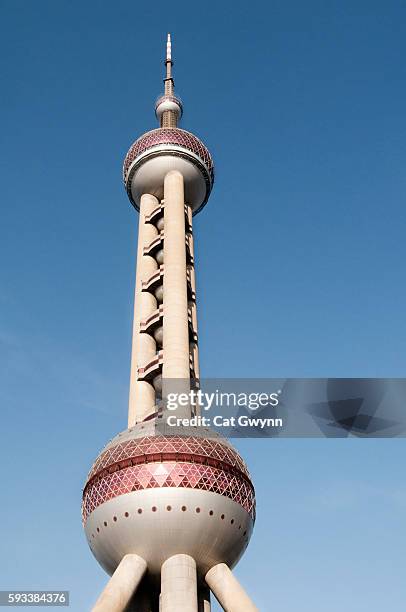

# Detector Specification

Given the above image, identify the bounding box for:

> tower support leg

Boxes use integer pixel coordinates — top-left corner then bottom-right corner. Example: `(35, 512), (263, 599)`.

(161, 554), (198, 612)
(205, 563), (258, 612)
(92, 554), (147, 612)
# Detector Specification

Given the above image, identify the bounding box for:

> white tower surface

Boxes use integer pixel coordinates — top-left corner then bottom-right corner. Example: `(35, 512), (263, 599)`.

(82, 36), (258, 612)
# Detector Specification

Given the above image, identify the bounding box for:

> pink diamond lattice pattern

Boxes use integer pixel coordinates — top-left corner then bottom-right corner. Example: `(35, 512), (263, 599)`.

(123, 128), (214, 183)
(87, 436), (250, 481)
(82, 461), (255, 523)
(82, 436), (255, 523)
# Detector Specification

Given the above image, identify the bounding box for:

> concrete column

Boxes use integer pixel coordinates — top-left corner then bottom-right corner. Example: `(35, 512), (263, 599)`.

(92, 554), (147, 612)
(198, 584), (211, 612)
(128, 193), (159, 427)
(205, 564), (258, 612)
(161, 554), (198, 612)
(162, 171), (190, 415)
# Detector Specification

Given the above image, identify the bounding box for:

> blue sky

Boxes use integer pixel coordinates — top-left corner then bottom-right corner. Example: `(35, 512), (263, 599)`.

(1, 0), (405, 610)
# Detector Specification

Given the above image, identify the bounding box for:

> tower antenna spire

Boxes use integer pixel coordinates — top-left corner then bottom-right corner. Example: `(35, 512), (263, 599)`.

(155, 32), (183, 127)
(164, 33), (173, 95)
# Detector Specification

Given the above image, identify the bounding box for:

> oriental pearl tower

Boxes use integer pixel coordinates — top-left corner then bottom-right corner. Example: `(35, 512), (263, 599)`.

(82, 36), (258, 612)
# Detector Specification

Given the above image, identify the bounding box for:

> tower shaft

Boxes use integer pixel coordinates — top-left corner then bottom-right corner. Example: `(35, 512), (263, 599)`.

(128, 174), (199, 426)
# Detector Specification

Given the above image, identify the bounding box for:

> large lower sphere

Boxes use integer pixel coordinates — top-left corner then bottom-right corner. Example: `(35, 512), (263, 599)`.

(82, 425), (255, 577)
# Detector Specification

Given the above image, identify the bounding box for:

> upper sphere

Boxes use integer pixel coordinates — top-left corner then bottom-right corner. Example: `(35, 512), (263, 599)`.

(155, 95), (183, 122)
(123, 128), (214, 214)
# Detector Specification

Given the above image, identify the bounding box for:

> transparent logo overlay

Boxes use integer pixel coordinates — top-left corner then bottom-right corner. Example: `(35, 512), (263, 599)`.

(154, 378), (406, 438)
